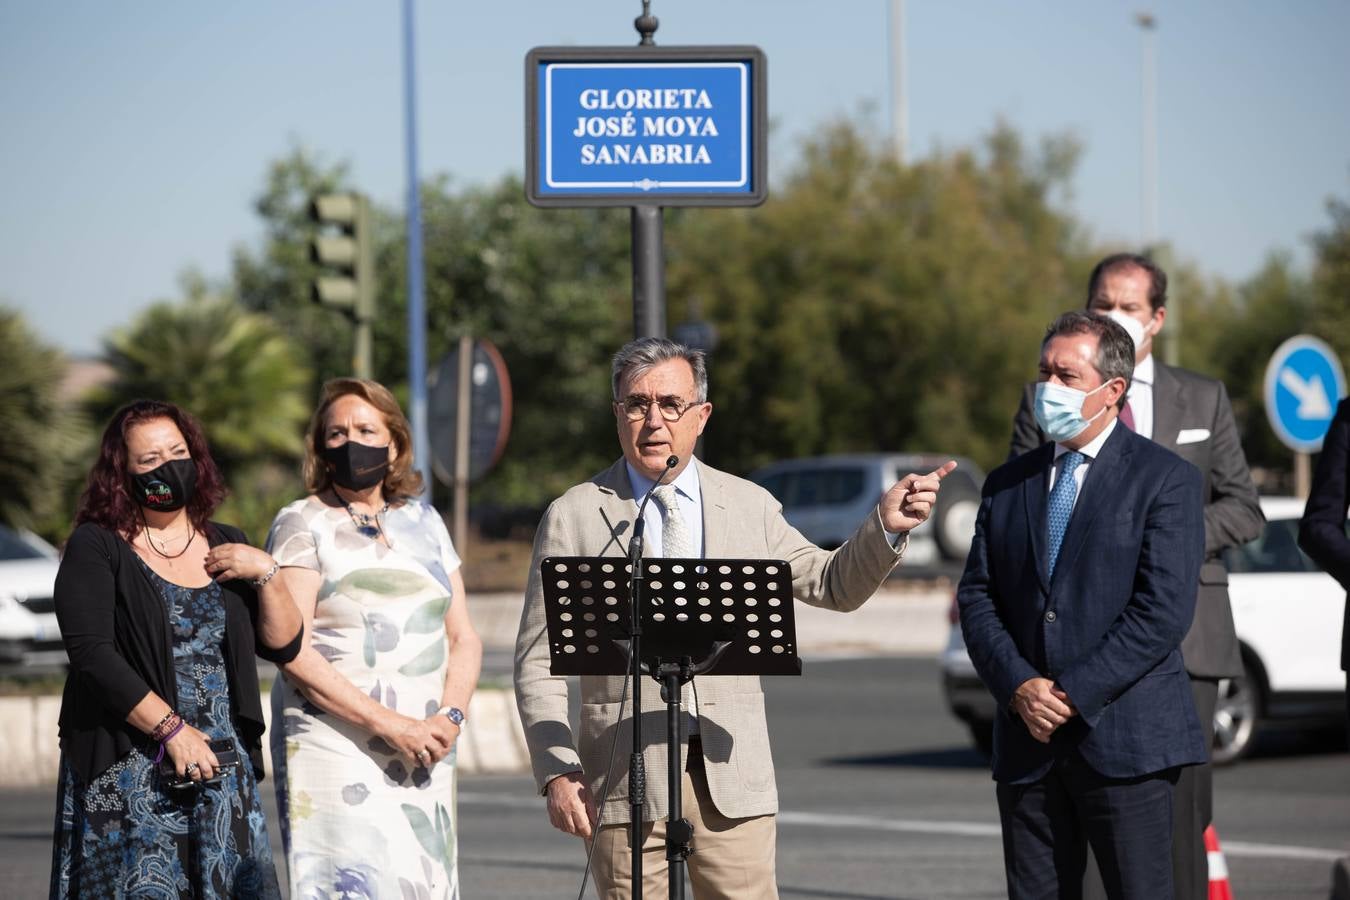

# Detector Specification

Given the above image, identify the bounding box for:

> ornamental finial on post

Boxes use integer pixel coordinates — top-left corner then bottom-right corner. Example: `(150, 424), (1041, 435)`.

(635, 0), (659, 46)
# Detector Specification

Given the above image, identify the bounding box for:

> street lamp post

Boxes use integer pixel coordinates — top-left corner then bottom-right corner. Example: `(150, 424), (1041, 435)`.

(889, 0), (907, 164)
(1134, 12), (1176, 366)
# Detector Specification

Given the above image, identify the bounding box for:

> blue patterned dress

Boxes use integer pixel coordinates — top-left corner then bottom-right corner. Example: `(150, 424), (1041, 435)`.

(49, 561), (281, 899)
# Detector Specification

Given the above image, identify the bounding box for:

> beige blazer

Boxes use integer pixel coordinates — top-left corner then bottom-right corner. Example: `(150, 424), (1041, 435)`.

(513, 458), (905, 825)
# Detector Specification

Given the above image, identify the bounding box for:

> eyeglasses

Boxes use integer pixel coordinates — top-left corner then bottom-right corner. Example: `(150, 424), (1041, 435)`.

(615, 394), (703, 423)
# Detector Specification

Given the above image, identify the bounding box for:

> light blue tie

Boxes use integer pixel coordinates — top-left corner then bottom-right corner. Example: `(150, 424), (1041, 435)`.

(1047, 451), (1086, 578)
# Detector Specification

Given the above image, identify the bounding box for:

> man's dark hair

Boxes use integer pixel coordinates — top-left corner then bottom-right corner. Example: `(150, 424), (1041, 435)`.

(1042, 311), (1135, 405)
(1086, 253), (1168, 311)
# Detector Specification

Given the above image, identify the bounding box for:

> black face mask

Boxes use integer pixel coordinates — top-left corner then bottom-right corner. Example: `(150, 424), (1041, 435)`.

(130, 458), (198, 512)
(322, 441), (390, 491)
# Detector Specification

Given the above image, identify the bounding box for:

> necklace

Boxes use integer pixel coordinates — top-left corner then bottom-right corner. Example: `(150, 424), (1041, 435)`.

(343, 500), (389, 539)
(140, 509), (196, 559)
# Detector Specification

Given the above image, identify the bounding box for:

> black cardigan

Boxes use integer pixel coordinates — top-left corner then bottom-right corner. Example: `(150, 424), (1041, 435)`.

(54, 521), (303, 783)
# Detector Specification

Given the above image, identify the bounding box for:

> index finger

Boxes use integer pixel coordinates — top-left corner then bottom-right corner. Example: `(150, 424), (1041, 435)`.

(927, 460), (958, 481)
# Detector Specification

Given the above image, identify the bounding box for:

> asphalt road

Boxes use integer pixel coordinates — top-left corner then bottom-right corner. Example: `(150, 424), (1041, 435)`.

(3, 657), (1346, 898)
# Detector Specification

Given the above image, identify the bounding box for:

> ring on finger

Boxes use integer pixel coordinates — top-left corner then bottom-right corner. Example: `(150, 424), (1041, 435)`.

(185, 762), (200, 775)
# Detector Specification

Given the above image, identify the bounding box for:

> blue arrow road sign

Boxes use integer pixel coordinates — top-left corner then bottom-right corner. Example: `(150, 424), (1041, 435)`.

(1263, 335), (1347, 452)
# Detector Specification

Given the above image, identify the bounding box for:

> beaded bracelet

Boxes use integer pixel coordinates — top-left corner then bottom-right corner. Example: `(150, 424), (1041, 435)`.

(149, 710), (176, 737)
(150, 712), (183, 743)
(153, 720), (185, 763)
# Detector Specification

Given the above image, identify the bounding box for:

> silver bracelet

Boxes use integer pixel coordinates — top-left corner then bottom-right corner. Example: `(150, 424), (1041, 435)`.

(252, 562), (280, 588)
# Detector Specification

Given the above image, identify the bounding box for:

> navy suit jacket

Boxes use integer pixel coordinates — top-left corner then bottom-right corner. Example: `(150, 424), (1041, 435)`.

(958, 422), (1209, 784)
(1298, 397), (1350, 671)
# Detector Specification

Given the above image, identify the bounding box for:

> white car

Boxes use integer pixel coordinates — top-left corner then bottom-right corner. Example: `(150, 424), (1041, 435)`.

(0, 525), (65, 670)
(942, 496), (1347, 764)
(748, 453), (984, 567)
(1212, 496), (1347, 763)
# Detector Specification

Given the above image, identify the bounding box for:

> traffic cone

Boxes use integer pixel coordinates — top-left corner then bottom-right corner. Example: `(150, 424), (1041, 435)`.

(1205, 825), (1234, 900)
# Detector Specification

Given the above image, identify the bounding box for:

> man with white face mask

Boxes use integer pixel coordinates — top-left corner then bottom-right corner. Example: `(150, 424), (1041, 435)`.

(963, 311), (1208, 900)
(1009, 254), (1264, 900)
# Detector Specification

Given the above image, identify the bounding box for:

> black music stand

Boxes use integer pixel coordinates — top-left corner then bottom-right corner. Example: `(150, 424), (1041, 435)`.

(541, 556), (801, 900)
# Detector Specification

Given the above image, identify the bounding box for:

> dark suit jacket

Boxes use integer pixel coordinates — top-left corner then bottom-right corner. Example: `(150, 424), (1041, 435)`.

(1298, 397), (1350, 671)
(1010, 361), (1264, 678)
(958, 424), (1209, 784)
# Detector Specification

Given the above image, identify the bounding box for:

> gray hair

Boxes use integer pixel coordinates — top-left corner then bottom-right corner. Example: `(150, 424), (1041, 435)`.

(1041, 311), (1134, 401)
(611, 338), (708, 403)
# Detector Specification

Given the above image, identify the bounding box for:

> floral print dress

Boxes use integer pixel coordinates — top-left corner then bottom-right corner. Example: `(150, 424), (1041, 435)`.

(49, 561), (281, 899)
(266, 497), (463, 900)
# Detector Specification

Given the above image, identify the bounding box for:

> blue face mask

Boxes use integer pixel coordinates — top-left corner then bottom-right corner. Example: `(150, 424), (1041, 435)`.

(1034, 381), (1112, 443)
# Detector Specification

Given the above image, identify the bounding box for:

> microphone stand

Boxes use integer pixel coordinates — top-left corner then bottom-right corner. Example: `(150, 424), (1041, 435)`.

(625, 454), (677, 900)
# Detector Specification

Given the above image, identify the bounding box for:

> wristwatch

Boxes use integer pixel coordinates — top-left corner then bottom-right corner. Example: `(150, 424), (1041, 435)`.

(437, 706), (465, 727)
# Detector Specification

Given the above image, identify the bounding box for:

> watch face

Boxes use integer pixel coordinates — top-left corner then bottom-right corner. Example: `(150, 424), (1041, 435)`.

(445, 707), (465, 725)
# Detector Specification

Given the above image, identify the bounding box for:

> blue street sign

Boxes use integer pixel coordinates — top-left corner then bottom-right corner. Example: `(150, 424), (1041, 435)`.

(1263, 335), (1347, 453)
(526, 46), (767, 207)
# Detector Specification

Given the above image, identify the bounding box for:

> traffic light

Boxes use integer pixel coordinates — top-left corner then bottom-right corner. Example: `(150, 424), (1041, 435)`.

(310, 192), (375, 378)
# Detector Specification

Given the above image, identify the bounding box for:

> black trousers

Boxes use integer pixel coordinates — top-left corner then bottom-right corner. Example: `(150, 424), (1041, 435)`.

(1081, 677), (1217, 900)
(997, 753), (1179, 900)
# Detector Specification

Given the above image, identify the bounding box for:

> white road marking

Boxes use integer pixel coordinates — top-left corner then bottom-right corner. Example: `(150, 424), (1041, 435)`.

(458, 792), (1346, 861)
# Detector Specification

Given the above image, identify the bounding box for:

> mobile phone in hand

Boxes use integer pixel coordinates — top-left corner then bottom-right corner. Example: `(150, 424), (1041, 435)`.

(159, 737), (239, 789)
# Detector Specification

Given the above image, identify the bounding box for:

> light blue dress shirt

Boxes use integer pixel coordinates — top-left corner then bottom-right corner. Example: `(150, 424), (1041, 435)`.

(625, 460), (704, 558)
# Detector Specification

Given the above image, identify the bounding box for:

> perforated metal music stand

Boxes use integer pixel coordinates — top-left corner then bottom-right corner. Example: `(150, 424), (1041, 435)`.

(541, 556), (801, 900)
(542, 556), (801, 675)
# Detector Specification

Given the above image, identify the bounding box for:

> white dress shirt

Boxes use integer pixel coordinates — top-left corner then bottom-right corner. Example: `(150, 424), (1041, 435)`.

(1049, 418), (1119, 513)
(1126, 354), (1155, 439)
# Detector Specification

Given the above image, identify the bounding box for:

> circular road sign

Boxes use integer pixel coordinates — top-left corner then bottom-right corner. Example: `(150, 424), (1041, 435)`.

(1263, 335), (1346, 453)
(428, 338), (512, 485)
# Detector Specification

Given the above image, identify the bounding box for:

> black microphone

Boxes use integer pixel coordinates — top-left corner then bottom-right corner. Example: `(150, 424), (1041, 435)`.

(628, 455), (679, 565)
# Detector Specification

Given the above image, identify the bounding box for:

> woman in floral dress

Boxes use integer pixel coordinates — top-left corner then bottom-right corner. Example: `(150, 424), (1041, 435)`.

(267, 379), (482, 899)
(50, 400), (303, 898)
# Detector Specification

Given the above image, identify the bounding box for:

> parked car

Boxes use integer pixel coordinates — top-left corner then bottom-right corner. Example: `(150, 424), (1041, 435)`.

(1213, 496), (1347, 763)
(941, 496), (1348, 763)
(0, 524), (65, 670)
(747, 453), (984, 566)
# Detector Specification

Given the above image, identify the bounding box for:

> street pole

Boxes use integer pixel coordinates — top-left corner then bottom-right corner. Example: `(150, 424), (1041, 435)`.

(1295, 452), (1311, 500)
(632, 205), (665, 339)
(1136, 12), (1157, 252)
(1135, 12), (1176, 366)
(630, 1), (666, 341)
(453, 334), (472, 553)
(889, 0), (907, 165)
(403, 0), (433, 497)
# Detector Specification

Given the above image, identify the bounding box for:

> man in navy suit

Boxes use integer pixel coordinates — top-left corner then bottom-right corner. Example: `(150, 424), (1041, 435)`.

(959, 311), (1209, 899)
(1298, 395), (1350, 900)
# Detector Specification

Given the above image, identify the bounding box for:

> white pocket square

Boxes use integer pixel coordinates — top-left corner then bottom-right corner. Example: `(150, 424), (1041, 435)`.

(1176, 428), (1210, 444)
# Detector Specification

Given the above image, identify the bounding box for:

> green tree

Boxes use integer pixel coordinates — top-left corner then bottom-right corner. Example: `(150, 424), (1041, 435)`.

(667, 119), (1095, 474)
(391, 177), (631, 504)
(1309, 191), (1350, 365)
(87, 280), (312, 542)
(232, 152), (633, 509)
(0, 308), (86, 534)
(232, 147), (357, 386)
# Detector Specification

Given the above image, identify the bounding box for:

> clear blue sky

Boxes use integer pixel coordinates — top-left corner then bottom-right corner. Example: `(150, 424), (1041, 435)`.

(2, 1), (1347, 356)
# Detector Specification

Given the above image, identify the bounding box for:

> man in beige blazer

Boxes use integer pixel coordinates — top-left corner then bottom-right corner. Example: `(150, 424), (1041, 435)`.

(515, 337), (955, 899)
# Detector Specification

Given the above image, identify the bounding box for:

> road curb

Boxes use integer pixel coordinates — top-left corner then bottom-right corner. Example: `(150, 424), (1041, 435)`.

(0, 585), (950, 788)
(0, 688), (531, 788)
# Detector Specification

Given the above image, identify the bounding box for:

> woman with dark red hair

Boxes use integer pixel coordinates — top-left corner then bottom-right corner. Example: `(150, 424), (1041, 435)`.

(49, 399), (303, 899)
